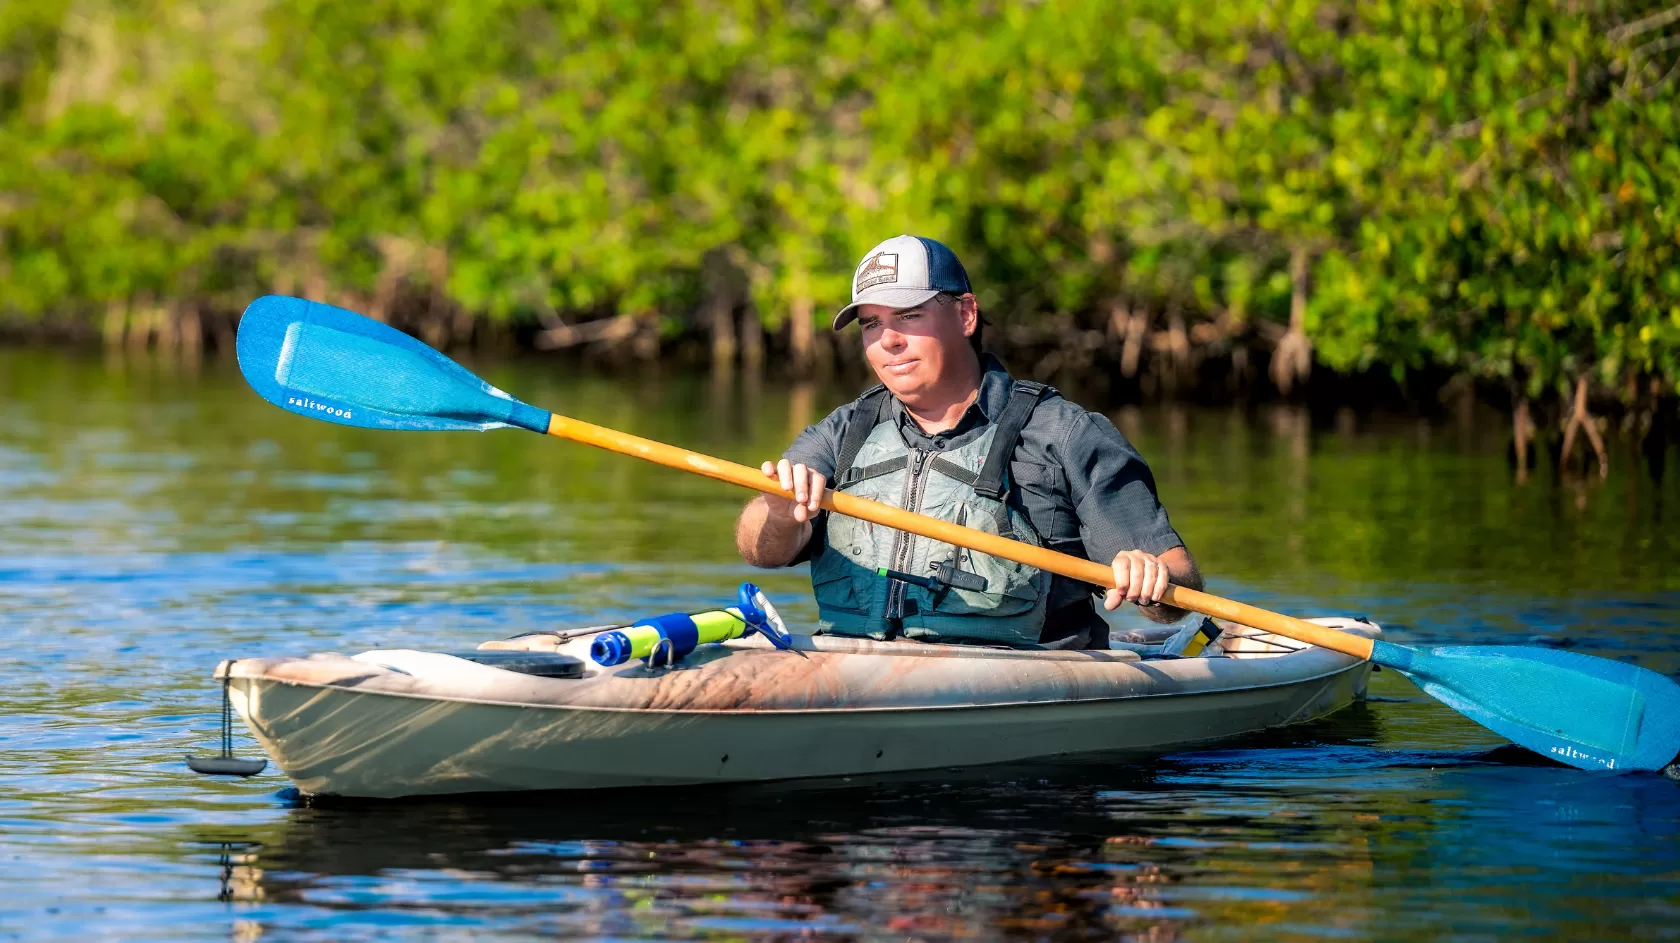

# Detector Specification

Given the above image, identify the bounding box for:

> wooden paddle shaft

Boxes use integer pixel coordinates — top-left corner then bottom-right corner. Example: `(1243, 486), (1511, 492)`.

(547, 414), (1376, 660)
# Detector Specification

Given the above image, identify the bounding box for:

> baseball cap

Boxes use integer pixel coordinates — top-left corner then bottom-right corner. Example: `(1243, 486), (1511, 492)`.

(833, 234), (972, 330)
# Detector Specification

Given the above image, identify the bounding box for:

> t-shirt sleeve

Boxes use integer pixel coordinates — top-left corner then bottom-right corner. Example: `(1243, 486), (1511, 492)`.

(1059, 411), (1184, 561)
(780, 401), (854, 480)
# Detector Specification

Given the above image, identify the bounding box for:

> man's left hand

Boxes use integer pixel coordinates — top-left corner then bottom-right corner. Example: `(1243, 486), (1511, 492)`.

(1104, 549), (1171, 610)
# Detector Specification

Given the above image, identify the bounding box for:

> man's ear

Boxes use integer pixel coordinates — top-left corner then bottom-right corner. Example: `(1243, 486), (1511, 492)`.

(959, 293), (979, 337)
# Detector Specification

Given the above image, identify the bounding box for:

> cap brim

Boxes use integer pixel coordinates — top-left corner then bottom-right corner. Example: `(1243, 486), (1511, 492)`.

(832, 288), (942, 330)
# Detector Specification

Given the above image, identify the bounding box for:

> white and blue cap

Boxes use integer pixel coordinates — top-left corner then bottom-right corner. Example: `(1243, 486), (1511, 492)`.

(833, 234), (972, 330)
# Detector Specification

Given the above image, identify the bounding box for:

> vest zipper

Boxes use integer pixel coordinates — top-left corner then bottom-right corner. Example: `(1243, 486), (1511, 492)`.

(886, 448), (932, 620)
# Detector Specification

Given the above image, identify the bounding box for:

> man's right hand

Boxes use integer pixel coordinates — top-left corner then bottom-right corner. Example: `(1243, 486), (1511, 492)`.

(735, 460), (825, 568)
(760, 459), (826, 523)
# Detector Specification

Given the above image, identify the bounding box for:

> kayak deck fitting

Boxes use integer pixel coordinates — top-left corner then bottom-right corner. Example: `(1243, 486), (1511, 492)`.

(214, 617), (1380, 799)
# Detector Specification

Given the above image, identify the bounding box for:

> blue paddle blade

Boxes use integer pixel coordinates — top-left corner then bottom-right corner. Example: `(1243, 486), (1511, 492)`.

(235, 295), (552, 433)
(1371, 640), (1680, 772)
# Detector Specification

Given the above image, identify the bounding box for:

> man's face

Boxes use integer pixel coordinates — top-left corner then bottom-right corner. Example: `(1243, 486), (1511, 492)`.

(857, 294), (978, 402)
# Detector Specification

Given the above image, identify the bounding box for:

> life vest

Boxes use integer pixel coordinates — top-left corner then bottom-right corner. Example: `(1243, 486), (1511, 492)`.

(810, 380), (1053, 646)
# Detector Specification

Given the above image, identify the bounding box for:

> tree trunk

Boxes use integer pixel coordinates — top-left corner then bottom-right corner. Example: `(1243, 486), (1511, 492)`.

(370, 236), (417, 323)
(1271, 247), (1313, 394)
(126, 295), (155, 352)
(1107, 303), (1128, 339)
(102, 299), (126, 348)
(155, 299), (179, 353)
(1166, 308), (1190, 389)
(711, 304), (736, 366)
(739, 309), (764, 370)
(1513, 397), (1532, 484)
(425, 246), (453, 347)
(1120, 308), (1147, 378)
(702, 251), (739, 368)
(788, 382), (815, 438)
(790, 297), (814, 374)
(812, 320), (834, 375)
(301, 262), (327, 305)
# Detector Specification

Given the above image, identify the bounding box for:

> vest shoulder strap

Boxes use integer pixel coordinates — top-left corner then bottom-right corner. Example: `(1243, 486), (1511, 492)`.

(832, 385), (892, 483)
(832, 379), (1051, 495)
(972, 380), (1051, 499)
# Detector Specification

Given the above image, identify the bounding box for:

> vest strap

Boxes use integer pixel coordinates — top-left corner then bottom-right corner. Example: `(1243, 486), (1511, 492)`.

(838, 455), (908, 487)
(832, 386), (891, 483)
(972, 381), (1049, 499)
(928, 457), (979, 486)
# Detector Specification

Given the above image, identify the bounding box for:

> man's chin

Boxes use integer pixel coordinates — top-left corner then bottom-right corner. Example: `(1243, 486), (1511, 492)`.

(877, 374), (930, 399)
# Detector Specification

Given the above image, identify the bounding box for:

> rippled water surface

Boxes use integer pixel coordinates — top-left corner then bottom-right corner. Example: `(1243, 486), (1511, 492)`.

(3, 347), (1679, 941)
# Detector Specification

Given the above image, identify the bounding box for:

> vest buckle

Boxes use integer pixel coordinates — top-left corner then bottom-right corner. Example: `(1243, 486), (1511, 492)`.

(878, 563), (988, 596)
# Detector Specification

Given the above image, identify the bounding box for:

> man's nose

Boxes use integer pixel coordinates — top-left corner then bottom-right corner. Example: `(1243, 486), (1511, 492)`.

(880, 327), (906, 347)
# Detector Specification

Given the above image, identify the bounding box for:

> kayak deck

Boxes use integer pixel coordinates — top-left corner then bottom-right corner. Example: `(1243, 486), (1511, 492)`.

(217, 618), (1379, 797)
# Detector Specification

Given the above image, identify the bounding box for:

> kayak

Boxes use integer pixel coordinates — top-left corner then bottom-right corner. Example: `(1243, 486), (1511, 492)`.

(216, 617), (1380, 798)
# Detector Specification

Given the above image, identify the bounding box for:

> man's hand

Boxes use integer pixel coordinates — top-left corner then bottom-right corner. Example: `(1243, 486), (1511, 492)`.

(735, 459), (825, 568)
(1104, 549), (1172, 610)
(1103, 546), (1201, 622)
(760, 459), (825, 523)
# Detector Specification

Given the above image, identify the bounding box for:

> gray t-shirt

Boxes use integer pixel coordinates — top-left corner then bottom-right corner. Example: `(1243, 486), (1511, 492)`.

(784, 356), (1185, 642)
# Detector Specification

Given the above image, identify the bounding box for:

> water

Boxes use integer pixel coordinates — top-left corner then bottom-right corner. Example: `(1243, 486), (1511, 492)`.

(3, 346), (1678, 941)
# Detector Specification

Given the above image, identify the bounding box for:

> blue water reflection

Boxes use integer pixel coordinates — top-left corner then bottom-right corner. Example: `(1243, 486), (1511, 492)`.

(1, 347), (1678, 940)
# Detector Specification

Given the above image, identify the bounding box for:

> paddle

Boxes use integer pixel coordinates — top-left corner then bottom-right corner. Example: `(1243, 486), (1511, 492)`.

(236, 294), (1680, 774)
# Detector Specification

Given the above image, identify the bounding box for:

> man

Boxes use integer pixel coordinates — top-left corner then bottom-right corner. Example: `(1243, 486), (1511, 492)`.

(734, 234), (1201, 648)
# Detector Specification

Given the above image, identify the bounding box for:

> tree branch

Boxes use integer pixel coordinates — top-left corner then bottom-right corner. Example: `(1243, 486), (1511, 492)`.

(534, 315), (642, 349)
(1633, 33), (1680, 59)
(1627, 34), (1680, 91)
(1649, 55), (1680, 95)
(1447, 86), (1563, 140)
(1608, 4), (1680, 43)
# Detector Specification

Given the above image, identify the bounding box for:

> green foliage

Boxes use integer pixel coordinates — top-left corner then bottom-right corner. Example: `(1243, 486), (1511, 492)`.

(1302, 1), (1680, 401)
(1, 0), (1677, 404)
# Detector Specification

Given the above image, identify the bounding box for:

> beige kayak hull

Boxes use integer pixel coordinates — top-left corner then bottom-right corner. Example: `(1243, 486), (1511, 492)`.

(220, 619), (1378, 798)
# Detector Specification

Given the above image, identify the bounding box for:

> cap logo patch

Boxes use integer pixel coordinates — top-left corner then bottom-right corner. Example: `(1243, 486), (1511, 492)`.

(855, 252), (899, 292)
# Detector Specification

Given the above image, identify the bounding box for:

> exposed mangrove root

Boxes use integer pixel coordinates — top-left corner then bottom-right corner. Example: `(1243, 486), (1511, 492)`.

(99, 297), (205, 360)
(59, 273), (1675, 496)
(739, 309), (765, 370)
(789, 297), (815, 371)
(1162, 309), (1192, 393)
(1116, 305), (1147, 379)
(1559, 376), (1609, 479)
(1270, 248), (1313, 394)
(701, 250), (747, 368)
(1512, 397), (1534, 484)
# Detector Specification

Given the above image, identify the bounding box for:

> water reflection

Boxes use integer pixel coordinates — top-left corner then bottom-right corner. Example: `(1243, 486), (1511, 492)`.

(2, 346), (1679, 940)
(170, 706), (1680, 941)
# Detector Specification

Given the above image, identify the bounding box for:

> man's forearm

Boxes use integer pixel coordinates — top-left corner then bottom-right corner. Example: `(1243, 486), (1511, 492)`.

(735, 497), (814, 568)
